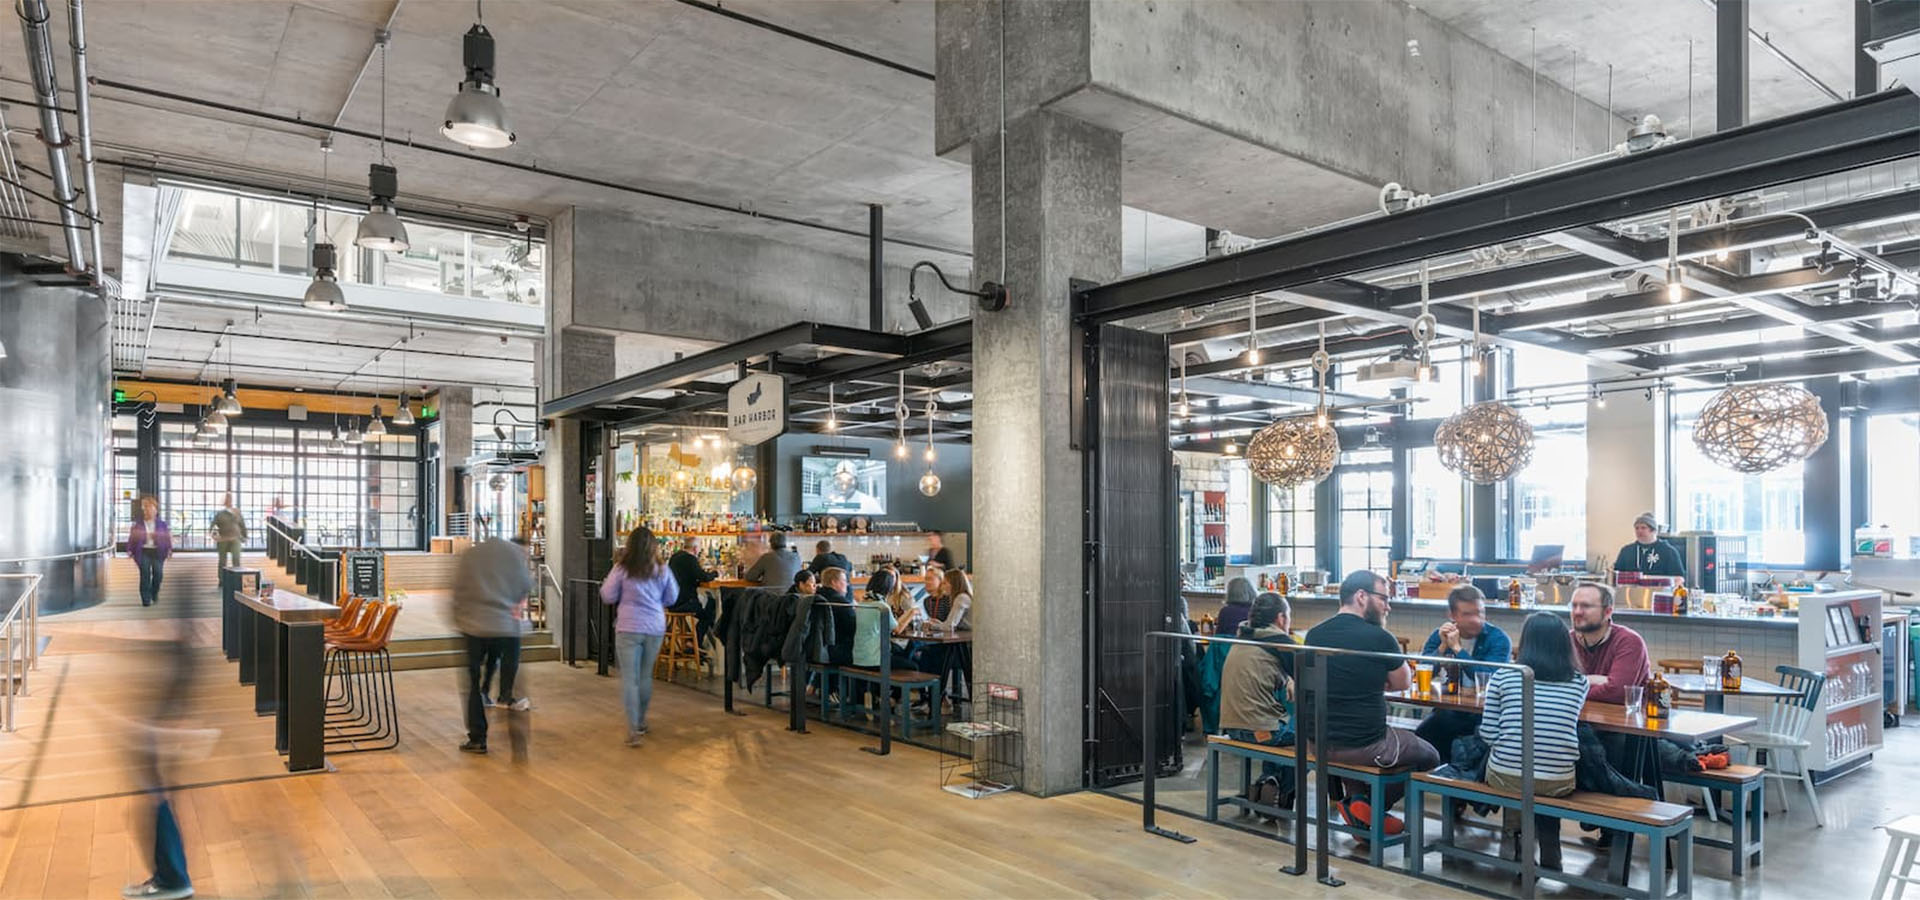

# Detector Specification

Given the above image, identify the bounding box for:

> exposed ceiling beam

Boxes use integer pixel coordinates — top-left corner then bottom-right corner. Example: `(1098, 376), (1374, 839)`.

(1181, 375), (1380, 407)
(1637, 324), (1920, 368)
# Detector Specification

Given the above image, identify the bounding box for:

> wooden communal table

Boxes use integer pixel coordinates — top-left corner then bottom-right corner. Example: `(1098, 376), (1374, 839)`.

(1662, 673), (1802, 713)
(237, 589), (340, 773)
(902, 626), (973, 709)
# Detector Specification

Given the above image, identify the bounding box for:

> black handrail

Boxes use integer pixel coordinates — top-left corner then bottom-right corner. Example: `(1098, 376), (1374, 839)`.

(1142, 631), (1540, 896)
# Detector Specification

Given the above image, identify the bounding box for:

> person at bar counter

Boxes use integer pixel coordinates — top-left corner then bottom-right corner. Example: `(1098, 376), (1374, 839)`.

(744, 531), (803, 588)
(1304, 570), (1438, 839)
(1611, 512), (1686, 578)
(1217, 592), (1297, 809)
(1478, 611), (1589, 871)
(1568, 582), (1649, 705)
(926, 530), (955, 571)
(1214, 576), (1256, 637)
(667, 536), (718, 640)
(1415, 585), (1512, 764)
(808, 539), (852, 576)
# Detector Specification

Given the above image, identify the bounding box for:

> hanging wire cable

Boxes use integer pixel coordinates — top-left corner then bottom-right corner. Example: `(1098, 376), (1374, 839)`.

(923, 392), (937, 463)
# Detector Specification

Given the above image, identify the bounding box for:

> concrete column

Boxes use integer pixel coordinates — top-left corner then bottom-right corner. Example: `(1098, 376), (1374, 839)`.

(943, 0), (1123, 794)
(1585, 368), (1664, 571)
(435, 386), (473, 534)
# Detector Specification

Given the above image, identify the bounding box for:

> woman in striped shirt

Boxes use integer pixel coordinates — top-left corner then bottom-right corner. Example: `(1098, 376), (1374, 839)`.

(1477, 611), (1588, 869)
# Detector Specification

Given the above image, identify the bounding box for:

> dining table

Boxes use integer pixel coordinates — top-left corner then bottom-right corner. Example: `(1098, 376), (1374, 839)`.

(1662, 673), (1802, 713)
(903, 626), (973, 709)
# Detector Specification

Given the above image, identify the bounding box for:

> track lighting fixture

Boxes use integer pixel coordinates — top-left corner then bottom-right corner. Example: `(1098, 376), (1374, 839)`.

(442, 2), (516, 149)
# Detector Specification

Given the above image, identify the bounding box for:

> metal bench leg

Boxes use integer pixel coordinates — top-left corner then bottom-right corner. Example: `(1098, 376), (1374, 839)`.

(1368, 777), (1386, 868)
(1205, 746), (1221, 823)
(1749, 783), (1764, 870)
(1677, 826), (1693, 899)
(1649, 828), (1668, 900)
(1440, 796), (1456, 847)
(1729, 782), (1747, 877)
(1407, 783), (1426, 877)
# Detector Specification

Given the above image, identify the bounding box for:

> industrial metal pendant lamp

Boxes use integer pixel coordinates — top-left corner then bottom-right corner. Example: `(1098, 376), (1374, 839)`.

(205, 406), (228, 434)
(217, 381), (242, 415)
(345, 418), (364, 445)
(393, 393), (415, 426)
(392, 329), (415, 426)
(442, 1), (515, 149)
(356, 36), (411, 252)
(367, 404), (388, 437)
(1692, 381), (1828, 474)
(305, 139), (349, 311)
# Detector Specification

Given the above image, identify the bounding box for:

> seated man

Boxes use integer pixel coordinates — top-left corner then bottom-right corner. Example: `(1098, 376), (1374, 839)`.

(1217, 593), (1297, 808)
(1304, 570), (1440, 838)
(1569, 582), (1650, 768)
(1415, 584), (1512, 765)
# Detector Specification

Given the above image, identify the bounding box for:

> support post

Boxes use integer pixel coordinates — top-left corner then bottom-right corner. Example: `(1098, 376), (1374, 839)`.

(1717, 0), (1749, 130)
(869, 204), (884, 331)
(1856, 0), (1879, 97)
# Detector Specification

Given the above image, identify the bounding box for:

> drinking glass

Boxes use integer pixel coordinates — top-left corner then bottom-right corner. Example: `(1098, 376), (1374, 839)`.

(1414, 664), (1434, 696)
(1473, 670), (1491, 696)
(1702, 657), (1721, 683)
(1624, 685), (1645, 714)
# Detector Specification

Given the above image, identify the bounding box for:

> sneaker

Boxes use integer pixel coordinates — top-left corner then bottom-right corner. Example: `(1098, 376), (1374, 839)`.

(510, 697), (532, 711)
(626, 731), (644, 747)
(458, 740), (487, 754)
(122, 879), (193, 899)
(480, 696), (495, 708)
(1337, 799), (1405, 836)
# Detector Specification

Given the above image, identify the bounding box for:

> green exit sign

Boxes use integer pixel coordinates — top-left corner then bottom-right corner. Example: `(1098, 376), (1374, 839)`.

(112, 388), (127, 403)
(422, 404), (438, 419)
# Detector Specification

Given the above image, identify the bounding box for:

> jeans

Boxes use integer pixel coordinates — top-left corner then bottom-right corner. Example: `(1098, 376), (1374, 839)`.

(135, 549), (165, 605)
(1225, 727), (1296, 781)
(463, 635), (520, 744)
(150, 798), (190, 890)
(616, 632), (664, 734)
(215, 539), (241, 571)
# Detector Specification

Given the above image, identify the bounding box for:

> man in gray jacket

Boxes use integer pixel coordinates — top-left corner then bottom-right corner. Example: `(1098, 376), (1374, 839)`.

(453, 537), (533, 754)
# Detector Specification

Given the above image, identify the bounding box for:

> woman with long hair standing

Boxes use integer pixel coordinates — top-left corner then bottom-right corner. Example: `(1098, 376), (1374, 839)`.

(126, 495), (173, 607)
(600, 526), (675, 747)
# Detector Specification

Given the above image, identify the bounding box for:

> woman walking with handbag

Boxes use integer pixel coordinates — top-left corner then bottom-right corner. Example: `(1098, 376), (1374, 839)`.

(599, 526), (674, 747)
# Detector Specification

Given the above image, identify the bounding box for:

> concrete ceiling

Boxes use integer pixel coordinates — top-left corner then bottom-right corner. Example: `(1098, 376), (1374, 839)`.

(1413, 0), (1859, 137)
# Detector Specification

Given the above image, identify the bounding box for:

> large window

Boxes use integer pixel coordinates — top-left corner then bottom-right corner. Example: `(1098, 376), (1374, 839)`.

(1265, 482), (1316, 568)
(1867, 413), (1920, 537)
(1507, 404), (1587, 559)
(1408, 448), (1465, 558)
(1337, 448), (1394, 574)
(1671, 387), (1805, 566)
(164, 184), (545, 305)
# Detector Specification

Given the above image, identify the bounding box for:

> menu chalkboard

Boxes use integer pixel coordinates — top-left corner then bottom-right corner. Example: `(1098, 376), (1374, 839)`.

(345, 550), (386, 598)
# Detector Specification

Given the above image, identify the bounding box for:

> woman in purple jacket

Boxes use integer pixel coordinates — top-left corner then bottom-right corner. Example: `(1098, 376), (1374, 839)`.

(600, 525), (675, 747)
(126, 496), (173, 607)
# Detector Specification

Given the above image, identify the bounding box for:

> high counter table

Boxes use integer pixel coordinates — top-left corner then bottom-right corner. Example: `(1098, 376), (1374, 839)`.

(237, 588), (340, 772)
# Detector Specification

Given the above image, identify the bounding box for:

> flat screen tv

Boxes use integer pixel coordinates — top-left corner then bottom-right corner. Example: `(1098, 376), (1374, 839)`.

(799, 456), (888, 515)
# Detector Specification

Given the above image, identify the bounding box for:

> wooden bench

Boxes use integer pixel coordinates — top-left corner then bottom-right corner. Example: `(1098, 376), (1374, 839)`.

(824, 665), (943, 736)
(1664, 763), (1766, 876)
(1407, 771), (1695, 900)
(1204, 735), (1412, 867)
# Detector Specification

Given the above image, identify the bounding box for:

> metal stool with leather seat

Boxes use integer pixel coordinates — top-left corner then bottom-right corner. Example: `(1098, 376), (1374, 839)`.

(324, 601), (402, 753)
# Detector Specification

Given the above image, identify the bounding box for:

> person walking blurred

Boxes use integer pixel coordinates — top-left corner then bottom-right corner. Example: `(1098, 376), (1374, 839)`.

(601, 526), (674, 746)
(122, 618), (195, 899)
(453, 537), (533, 755)
(126, 496), (172, 607)
(209, 494), (246, 571)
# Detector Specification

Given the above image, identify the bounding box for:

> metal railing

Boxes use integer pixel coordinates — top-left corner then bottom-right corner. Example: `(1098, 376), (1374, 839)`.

(1, 574), (45, 732)
(1142, 631), (1541, 896)
(264, 517), (337, 602)
(0, 545), (115, 566)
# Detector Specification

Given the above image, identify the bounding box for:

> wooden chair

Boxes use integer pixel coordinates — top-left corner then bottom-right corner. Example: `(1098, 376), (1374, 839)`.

(1657, 659), (1706, 709)
(1725, 665), (1827, 827)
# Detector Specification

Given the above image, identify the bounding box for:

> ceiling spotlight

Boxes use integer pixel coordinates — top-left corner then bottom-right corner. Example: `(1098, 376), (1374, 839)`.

(1714, 247), (1731, 263)
(367, 405), (388, 437)
(442, 12), (516, 149)
(1594, 389), (1607, 408)
(303, 241), (348, 311)
(894, 439), (909, 460)
(355, 164), (410, 252)
(1665, 266), (1685, 303)
(493, 424), (507, 442)
(1223, 440), (1239, 455)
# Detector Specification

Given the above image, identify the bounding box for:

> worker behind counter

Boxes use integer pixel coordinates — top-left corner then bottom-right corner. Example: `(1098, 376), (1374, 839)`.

(1611, 512), (1685, 579)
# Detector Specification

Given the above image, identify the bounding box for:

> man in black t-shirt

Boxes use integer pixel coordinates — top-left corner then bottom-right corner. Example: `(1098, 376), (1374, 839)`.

(1302, 570), (1439, 839)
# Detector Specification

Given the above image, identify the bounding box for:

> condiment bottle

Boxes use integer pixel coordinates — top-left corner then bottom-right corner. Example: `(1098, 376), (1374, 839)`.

(1645, 671), (1672, 718)
(1720, 648), (1743, 691)
(1674, 583), (1690, 616)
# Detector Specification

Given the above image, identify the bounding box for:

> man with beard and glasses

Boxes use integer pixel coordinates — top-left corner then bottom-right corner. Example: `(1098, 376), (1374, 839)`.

(1304, 570), (1438, 841)
(1567, 582), (1649, 706)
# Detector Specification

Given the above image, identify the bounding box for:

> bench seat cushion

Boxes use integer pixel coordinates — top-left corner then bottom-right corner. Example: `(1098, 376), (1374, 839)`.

(1413, 772), (1692, 828)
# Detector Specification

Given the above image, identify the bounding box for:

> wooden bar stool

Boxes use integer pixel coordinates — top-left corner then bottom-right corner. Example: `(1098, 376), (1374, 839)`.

(656, 612), (708, 683)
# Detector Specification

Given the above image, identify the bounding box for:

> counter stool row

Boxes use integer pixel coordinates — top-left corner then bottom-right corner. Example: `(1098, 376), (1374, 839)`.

(322, 596), (402, 753)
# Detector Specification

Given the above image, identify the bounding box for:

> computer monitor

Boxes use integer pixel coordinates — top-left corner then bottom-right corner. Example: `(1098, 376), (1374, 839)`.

(1526, 544), (1565, 573)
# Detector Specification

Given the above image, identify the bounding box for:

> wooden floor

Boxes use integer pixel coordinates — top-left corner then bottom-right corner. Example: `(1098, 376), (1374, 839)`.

(0, 618), (1460, 899)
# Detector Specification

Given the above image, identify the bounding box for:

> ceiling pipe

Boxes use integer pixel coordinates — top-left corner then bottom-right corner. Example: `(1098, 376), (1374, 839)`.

(66, 0), (103, 283)
(17, 0), (88, 270)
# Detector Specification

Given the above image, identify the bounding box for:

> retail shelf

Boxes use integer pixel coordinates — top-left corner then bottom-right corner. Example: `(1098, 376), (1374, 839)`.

(1823, 745), (1879, 769)
(1827, 694), (1884, 714)
(1827, 643), (1879, 659)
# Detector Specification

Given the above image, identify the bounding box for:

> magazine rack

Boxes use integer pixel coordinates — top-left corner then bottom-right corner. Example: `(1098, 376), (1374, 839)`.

(940, 682), (1023, 797)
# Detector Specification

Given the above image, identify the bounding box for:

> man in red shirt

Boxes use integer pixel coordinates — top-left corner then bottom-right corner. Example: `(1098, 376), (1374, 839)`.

(1568, 583), (1650, 705)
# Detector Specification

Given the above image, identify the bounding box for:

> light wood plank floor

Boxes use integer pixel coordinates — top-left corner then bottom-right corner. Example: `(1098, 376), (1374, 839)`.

(0, 618), (1463, 899)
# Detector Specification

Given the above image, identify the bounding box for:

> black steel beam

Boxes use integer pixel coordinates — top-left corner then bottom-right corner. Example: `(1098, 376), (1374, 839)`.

(1638, 324), (1920, 368)
(1729, 348), (1912, 381)
(1719, 0), (1750, 130)
(1166, 303), (1342, 345)
(1078, 91), (1920, 324)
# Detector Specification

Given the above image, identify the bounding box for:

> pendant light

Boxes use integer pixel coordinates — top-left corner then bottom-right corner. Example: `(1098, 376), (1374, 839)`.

(1176, 352), (1191, 419)
(919, 392), (941, 496)
(1243, 296), (1262, 365)
(345, 418), (364, 445)
(217, 337), (243, 414)
(367, 404), (388, 437)
(922, 393), (938, 463)
(205, 405), (228, 434)
(1413, 261), (1436, 383)
(305, 138), (348, 311)
(392, 328), (416, 426)
(442, 0), (516, 149)
(825, 383), (838, 432)
(892, 372), (909, 460)
(356, 34), (411, 252)
(1664, 208), (1684, 303)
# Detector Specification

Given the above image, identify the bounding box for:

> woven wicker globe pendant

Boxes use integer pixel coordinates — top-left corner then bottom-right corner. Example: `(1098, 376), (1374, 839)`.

(1691, 383), (1828, 474)
(1247, 415), (1341, 488)
(1434, 400), (1535, 484)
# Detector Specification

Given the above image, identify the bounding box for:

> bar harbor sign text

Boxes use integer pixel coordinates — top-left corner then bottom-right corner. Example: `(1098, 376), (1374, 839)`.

(727, 372), (788, 445)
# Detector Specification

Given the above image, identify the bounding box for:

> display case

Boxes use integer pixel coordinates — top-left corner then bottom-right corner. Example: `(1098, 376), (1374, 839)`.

(1798, 589), (1885, 779)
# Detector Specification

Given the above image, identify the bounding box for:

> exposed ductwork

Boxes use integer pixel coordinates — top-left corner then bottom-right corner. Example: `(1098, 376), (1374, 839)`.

(67, 0), (104, 282)
(16, 0), (88, 270)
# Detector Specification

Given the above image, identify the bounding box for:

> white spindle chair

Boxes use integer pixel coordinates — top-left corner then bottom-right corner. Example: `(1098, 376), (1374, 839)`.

(1724, 664), (1827, 827)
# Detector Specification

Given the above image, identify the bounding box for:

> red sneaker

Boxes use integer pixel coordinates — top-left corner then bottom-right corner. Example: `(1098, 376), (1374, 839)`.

(1338, 799), (1406, 836)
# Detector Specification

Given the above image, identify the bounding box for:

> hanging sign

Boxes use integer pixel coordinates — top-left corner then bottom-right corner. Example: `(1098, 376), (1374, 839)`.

(727, 372), (788, 445)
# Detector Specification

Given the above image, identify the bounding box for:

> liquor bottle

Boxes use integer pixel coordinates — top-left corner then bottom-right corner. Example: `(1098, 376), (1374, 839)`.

(1277, 572), (1290, 596)
(1673, 583), (1690, 616)
(1720, 648), (1743, 691)
(1443, 664), (1461, 696)
(1506, 576), (1522, 609)
(1644, 671), (1672, 718)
